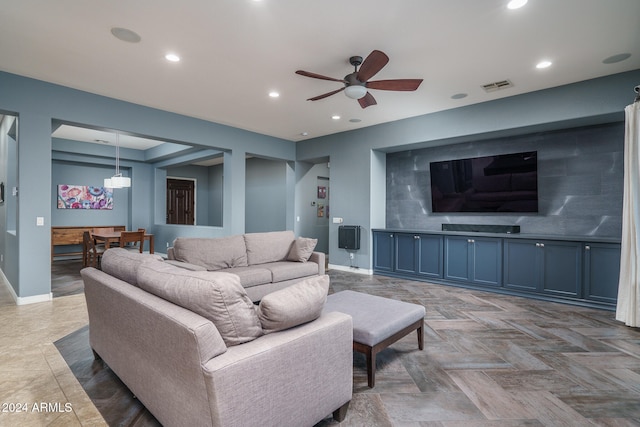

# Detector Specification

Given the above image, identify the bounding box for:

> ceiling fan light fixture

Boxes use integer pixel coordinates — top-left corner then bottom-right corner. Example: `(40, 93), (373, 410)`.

(344, 85), (367, 99)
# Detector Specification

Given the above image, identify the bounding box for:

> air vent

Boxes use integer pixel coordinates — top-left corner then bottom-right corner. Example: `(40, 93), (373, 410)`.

(481, 79), (514, 92)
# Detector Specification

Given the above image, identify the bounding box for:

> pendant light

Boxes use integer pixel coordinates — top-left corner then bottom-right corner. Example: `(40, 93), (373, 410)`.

(104, 132), (131, 188)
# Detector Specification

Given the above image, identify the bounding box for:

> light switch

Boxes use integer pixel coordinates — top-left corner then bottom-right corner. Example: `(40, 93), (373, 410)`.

(36, 217), (44, 226)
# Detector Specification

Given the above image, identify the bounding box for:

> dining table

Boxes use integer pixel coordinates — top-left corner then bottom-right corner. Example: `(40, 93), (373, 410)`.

(92, 231), (155, 254)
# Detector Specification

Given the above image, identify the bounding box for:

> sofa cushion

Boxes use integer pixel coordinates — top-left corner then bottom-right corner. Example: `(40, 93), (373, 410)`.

(262, 261), (320, 283)
(172, 236), (248, 270)
(244, 231), (295, 265)
(257, 275), (330, 334)
(224, 266), (273, 288)
(287, 237), (318, 262)
(100, 248), (164, 286)
(136, 262), (262, 346)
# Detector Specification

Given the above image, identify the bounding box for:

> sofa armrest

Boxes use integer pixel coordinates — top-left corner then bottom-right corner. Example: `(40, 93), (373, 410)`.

(309, 251), (325, 275)
(163, 259), (208, 271)
(203, 311), (352, 427)
(81, 267), (226, 427)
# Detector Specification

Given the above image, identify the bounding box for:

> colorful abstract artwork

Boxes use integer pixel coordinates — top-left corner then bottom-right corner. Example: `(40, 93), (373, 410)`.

(57, 185), (113, 210)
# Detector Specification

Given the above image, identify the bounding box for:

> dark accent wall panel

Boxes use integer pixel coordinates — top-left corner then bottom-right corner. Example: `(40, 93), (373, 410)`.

(386, 123), (624, 238)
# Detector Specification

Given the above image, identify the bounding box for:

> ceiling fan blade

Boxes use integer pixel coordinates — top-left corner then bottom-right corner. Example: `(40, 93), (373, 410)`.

(366, 79), (423, 91)
(357, 50), (389, 82)
(296, 70), (345, 83)
(358, 92), (377, 109)
(307, 87), (345, 101)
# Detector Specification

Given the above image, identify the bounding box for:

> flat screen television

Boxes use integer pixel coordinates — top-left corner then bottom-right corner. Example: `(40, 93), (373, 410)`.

(430, 151), (538, 213)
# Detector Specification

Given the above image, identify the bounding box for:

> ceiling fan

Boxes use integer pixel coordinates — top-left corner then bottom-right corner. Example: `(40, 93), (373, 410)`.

(295, 50), (423, 109)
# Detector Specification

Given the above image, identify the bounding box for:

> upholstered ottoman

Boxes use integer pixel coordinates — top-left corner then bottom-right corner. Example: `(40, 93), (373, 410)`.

(323, 290), (425, 387)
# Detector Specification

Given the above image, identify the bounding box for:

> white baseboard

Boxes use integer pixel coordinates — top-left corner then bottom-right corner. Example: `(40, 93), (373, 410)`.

(17, 292), (52, 305)
(1, 268), (52, 305)
(328, 263), (373, 275)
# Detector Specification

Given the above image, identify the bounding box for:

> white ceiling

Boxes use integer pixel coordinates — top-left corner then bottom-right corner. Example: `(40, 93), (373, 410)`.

(2, 0), (639, 145)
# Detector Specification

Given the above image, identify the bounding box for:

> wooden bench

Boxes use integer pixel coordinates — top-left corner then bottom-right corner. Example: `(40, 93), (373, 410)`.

(51, 225), (125, 262)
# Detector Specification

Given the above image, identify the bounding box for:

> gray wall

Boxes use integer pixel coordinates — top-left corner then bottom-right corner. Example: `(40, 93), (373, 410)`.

(51, 160), (129, 228)
(245, 157), (287, 233)
(208, 164), (224, 227)
(0, 70), (296, 300)
(167, 164), (224, 227)
(297, 69), (640, 271)
(295, 161), (330, 254)
(0, 68), (638, 300)
(386, 123), (624, 237)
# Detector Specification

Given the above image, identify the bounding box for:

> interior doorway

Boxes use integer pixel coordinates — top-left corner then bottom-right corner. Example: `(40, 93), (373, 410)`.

(297, 160), (330, 258)
(166, 178), (195, 225)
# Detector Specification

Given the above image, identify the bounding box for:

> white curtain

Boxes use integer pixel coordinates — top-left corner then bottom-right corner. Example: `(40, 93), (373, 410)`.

(616, 101), (640, 327)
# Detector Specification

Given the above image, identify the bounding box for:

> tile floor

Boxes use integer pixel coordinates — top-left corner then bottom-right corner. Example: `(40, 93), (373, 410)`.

(1, 262), (639, 426)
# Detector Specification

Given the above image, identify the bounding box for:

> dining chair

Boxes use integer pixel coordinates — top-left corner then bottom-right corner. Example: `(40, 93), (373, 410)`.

(83, 231), (106, 268)
(92, 227), (114, 234)
(92, 227), (115, 248)
(119, 230), (145, 253)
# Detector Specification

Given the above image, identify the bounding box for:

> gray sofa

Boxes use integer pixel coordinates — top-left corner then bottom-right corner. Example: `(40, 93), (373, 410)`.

(82, 248), (352, 427)
(166, 230), (325, 301)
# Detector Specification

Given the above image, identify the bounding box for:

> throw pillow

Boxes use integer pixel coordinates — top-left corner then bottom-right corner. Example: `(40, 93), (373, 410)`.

(137, 262), (262, 346)
(287, 237), (318, 262)
(257, 275), (329, 334)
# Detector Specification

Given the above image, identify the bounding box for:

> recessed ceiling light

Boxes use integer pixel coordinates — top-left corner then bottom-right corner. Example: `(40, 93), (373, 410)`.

(536, 60), (552, 69)
(451, 93), (468, 99)
(349, 118), (362, 123)
(165, 53), (180, 62)
(602, 53), (631, 64)
(507, 0), (528, 9)
(268, 91), (280, 98)
(300, 132), (309, 136)
(331, 115), (341, 120)
(111, 27), (141, 43)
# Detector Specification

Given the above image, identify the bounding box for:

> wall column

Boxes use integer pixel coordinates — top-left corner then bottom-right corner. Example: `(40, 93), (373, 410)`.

(17, 112), (52, 302)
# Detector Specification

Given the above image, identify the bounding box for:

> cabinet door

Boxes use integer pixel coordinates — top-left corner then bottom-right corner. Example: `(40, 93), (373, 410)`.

(541, 241), (582, 298)
(471, 237), (502, 287)
(395, 233), (418, 275)
(417, 234), (443, 278)
(503, 240), (540, 292)
(373, 232), (394, 272)
(444, 236), (471, 282)
(584, 243), (620, 304)
(445, 236), (501, 286)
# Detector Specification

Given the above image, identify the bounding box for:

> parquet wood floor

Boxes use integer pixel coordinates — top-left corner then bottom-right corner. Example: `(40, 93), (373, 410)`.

(52, 264), (640, 426)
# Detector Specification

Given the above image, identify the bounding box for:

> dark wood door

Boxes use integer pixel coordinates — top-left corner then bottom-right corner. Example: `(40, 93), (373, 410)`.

(167, 179), (195, 225)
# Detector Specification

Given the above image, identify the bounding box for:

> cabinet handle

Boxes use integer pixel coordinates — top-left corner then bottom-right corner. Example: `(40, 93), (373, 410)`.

(585, 245), (590, 250)
(390, 234), (394, 238)
(536, 243), (540, 247)
(468, 239), (475, 243)
(414, 235), (420, 240)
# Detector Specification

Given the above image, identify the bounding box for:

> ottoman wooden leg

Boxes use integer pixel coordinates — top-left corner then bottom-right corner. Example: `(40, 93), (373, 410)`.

(367, 348), (376, 388)
(354, 342), (376, 388)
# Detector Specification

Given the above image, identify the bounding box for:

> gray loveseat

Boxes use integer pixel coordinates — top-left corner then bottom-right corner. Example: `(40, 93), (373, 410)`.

(166, 230), (325, 301)
(82, 248), (352, 427)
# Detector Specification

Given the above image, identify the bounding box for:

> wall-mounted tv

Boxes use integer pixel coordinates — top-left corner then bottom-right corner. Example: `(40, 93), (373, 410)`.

(430, 151), (538, 213)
